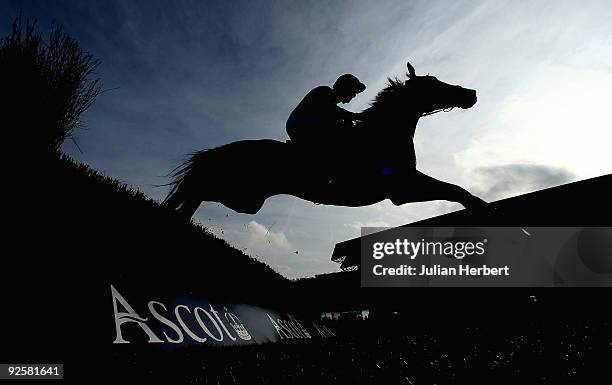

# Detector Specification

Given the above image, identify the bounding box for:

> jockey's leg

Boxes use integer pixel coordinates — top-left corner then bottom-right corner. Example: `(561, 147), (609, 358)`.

(389, 171), (487, 209)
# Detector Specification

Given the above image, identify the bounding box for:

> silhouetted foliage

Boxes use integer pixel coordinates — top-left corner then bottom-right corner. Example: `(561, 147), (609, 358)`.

(36, 153), (291, 303)
(0, 17), (102, 154)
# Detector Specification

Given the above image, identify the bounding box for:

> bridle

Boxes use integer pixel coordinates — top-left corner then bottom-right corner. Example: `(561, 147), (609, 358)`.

(421, 107), (455, 117)
(405, 62), (458, 118)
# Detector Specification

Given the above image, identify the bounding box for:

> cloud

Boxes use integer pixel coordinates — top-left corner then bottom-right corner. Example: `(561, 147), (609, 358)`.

(241, 220), (293, 250)
(471, 163), (574, 201)
(274, 264), (293, 274)
(209, 220), (293, 253)
(456, 65), (612, 181)
(207, 220), (311, 277)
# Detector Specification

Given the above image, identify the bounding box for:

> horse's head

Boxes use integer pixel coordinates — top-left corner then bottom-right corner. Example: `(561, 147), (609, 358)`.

(405, 62), (477, 115)
(360, 61), (478, 148)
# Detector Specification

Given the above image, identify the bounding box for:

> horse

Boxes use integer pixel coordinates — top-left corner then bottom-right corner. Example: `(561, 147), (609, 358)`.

(162, 61), (486, 219)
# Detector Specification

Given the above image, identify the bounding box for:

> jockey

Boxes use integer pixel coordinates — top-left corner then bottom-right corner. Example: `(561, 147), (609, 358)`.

(286, 74), (366, 160)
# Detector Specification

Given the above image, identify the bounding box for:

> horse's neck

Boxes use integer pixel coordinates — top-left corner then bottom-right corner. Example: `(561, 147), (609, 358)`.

(360, 108), (420, 139)
(405, 115), (420, 137)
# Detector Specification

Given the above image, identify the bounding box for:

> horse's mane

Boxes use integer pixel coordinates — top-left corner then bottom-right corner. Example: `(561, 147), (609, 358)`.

(361, 77), (409, 117)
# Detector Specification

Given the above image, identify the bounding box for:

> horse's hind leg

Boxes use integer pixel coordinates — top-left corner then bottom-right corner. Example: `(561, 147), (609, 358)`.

(223, 196), (266, 215)
(390, 171), (486, 209)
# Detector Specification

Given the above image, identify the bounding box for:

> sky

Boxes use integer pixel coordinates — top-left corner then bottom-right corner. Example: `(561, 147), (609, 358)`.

(2, 0), (611, 278)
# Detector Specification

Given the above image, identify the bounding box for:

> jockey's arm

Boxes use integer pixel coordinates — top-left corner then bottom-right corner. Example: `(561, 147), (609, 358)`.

(335, 106), (360, 123)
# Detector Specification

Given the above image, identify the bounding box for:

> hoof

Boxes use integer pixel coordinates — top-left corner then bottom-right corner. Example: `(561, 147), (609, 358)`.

(463, 195), (488, 210)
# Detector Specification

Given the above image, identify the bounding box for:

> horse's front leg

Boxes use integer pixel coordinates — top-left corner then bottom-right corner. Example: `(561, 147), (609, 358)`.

(390, 171), (487, 209)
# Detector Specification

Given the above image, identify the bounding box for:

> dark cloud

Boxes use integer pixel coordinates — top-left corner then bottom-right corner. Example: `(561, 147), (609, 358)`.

(472, 164), (575, 201)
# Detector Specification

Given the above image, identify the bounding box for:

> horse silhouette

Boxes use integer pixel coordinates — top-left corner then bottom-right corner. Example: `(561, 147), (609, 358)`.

(163, 61), (486, 219)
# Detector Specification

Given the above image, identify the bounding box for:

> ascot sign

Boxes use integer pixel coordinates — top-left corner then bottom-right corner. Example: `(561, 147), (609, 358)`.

(111, 285), (334, 345)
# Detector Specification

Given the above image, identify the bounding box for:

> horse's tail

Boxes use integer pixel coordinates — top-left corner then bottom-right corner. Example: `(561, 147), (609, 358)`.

(162, 139), (287, 217)
(162, 150), (210, 219)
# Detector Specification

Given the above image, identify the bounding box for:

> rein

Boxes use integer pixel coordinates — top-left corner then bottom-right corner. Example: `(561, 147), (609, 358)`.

(421, 107), (455, 117)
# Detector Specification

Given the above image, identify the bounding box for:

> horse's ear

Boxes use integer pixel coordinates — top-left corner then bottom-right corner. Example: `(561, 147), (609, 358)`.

(407, 62), (416, 78)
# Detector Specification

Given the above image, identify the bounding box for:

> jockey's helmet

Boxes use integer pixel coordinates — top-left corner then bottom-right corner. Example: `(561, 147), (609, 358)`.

(333, 74), (366, 94)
